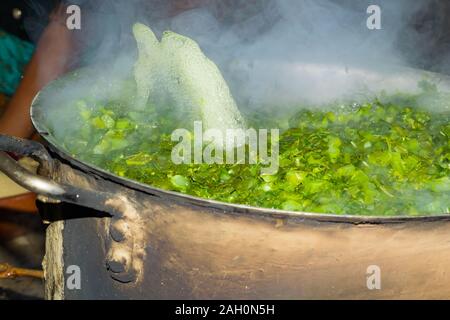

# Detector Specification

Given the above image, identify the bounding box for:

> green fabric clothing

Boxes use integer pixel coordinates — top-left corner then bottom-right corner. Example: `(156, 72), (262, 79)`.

(0, 29), (34, 96)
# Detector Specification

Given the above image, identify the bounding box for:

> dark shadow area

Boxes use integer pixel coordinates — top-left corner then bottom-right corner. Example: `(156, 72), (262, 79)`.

(0, 286), (44, 300)
(37, 201), (110, 222)
(0, 206), (45, 300)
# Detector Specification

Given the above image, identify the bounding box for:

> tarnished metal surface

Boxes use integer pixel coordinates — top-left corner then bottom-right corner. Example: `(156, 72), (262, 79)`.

(105, 195), (148, 284)
(51, 160), (450, 299)
(30, 160), (449, 299)
(46, 162), (147, 289)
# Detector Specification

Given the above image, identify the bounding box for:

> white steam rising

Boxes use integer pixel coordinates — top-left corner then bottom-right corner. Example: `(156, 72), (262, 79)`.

(31, 0), (450, 114)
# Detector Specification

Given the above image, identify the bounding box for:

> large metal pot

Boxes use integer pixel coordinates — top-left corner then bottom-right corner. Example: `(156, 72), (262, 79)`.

(0, 63), (450, 299)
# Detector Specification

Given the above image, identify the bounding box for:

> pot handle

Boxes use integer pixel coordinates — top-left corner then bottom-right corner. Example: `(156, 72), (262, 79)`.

(0, 134), (107, 205)
(0, 135), (140, 282)
(0, 134), (54, 169)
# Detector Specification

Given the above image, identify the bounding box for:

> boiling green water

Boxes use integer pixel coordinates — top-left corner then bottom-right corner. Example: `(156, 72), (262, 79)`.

(50, 83), (449, 216)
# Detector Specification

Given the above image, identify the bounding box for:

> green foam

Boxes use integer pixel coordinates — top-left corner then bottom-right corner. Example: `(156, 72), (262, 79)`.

(132, 23), (245, 137)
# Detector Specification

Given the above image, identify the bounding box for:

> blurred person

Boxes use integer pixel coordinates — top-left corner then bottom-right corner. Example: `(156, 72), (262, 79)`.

(0, 2), (75, 138)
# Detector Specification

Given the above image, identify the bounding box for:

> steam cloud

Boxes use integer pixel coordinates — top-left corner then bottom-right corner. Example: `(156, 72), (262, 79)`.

(29, 0), (450, 115)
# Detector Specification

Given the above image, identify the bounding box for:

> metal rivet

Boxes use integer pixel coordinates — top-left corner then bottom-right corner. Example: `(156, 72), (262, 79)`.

(110, 270), (136, 284)
(106, 259), (126, 274)
(110, 225), (125, 242)
(12, 8), (22, 20)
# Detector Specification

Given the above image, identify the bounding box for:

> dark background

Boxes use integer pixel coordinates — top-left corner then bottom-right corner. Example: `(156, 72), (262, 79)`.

(0, 0), (57, 42)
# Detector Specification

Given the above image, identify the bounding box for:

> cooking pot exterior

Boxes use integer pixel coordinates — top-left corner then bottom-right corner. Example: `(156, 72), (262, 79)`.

(42, 159), (450, 300)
